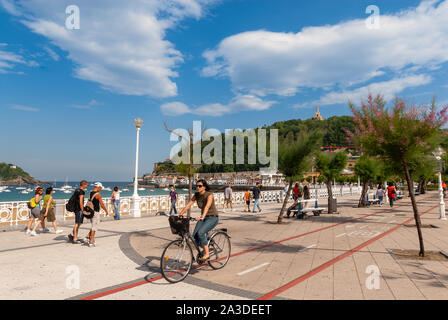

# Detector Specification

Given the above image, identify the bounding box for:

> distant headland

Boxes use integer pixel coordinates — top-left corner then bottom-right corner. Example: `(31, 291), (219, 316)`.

(0, 163), (46, 185)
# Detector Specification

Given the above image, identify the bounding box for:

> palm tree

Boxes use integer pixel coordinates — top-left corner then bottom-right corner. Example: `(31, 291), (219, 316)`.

(315, 151), (348, 213)
(277, 131), (322, 223)
(354, 156), (381, 207)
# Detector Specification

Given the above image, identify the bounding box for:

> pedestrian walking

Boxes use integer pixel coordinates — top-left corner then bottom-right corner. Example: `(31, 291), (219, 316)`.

(303, 185), (310, 209)
(223, 184), (233, 211)
(252, 182), (262, 213)
(244, 188), (251, 212)
(111, 186), (120, 220)
(376, 185), (385, 205)
(387, 182), (396, 208)
(26, 187), (47, 235)
(167, 185), (178, 216)
(82, 182), (109, 247)
(31, 187), (63, 235)
(179, 179), (219, 262)
(443, 182), (447, 198)
(67, 180), (88, 244)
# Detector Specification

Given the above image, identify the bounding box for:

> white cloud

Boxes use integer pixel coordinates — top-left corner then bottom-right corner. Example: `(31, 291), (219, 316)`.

(161, 94), (276, 116)
(43, 46), (59, 61)
(160, 101), (192, 115)
(10, 104), (39, 112)
(312, 75), (432, 106)
(0, 44), (28, 73)
(2, 0), (217, 98)
(72, 99), (103, 110)
(202, 0), (448, 99)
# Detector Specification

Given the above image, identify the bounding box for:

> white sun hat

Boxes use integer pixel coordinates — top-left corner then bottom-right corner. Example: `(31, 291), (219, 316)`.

(93, 182), (104, 188)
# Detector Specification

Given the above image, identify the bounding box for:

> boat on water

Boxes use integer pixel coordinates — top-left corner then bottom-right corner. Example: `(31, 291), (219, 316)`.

(16, 187), (26, 190)
(122, 188), (130, 192)
(138, 188), (145, 191)
(163, 188), (169, 191)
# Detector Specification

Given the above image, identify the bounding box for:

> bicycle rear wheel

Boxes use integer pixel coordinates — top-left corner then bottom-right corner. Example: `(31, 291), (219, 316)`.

(208, 231), (231, 270)
(160, 238), (193, 283)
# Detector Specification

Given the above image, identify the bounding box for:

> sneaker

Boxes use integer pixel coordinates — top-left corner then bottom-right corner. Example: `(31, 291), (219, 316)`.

(67, 234), (74, 243)
(88, 242), (96, 247)
(30, 230), (37, 236)
(25, 229), (31, 235)
(43, 228), (50, 233)
(258, 209), (262, 213)
(55, 229), (63, 234)
(82, 237), (89, 243)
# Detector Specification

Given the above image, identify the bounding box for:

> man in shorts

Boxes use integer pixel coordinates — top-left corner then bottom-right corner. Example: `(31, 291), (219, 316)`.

(223, 184), (233, 211)
(68, 180), (88, 244)
(83, 182), (109, 247)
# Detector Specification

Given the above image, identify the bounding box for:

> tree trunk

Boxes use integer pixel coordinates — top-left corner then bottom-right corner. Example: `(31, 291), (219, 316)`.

(278, 181), (294, 223)
(358, 180), (369, 207)
(402, 160), (425, 257)
(326, 181), (333, 213)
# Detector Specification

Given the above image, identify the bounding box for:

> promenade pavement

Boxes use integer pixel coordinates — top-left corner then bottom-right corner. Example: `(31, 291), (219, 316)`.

(1, 192), (447, 300)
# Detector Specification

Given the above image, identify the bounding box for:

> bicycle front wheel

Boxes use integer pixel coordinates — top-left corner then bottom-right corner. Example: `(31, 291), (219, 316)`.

(208, 232), (231, 270)
(160, 238), (193, 283)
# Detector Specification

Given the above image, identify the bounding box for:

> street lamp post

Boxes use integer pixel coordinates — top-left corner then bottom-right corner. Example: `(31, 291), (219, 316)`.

(433, 147), (446, 220)
(131, 118), (143, 218)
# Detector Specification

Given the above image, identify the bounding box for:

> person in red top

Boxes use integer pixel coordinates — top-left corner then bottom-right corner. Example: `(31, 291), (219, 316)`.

(292, 183), (302, 201)
(387, 182), (396, 208)
(443, 182), (447, 198)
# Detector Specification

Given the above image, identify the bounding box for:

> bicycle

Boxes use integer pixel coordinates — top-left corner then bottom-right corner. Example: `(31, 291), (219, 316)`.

(160, 216), (231, 283)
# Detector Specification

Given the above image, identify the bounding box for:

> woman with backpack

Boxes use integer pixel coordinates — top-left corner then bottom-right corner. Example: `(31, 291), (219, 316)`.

(82, 182), (109, 247)
(26, 187), (47, 236)
(31, 187), (63, 235)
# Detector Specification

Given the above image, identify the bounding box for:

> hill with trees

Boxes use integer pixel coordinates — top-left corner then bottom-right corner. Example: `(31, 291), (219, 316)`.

(0, 163), (43, 185)
(154, 115), (356, 174)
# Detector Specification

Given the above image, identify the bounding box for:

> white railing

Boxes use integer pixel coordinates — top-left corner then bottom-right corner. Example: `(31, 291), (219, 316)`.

(0, 187), (362, 226)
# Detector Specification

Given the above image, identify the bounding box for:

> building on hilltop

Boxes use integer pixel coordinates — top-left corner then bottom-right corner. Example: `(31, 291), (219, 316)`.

(312, 105), (324, 121)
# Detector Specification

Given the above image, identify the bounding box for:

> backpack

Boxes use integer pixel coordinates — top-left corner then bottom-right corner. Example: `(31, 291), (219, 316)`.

(27, 197), (37, 210)
(83, 192), (99, 219)
(65, 190), (79, 212)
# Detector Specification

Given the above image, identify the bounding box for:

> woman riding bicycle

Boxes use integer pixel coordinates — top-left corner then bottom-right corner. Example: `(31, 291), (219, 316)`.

(178, 179), (219, 262)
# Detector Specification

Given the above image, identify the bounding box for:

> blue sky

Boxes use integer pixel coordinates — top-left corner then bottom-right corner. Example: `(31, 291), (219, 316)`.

(1, 0), (447, 181)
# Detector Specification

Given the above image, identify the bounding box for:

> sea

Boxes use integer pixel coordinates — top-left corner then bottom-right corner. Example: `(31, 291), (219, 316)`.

(0, 181), (189, 202)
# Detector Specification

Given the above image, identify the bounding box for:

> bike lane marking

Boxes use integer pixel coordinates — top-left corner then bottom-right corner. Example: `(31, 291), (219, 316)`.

(78, 201), (414, 300)
(237, 263), (270, 276)
(257, 204), (438, 300)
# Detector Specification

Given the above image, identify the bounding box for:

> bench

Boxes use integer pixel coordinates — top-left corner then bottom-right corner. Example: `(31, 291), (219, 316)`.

(301, 207), (325, 216)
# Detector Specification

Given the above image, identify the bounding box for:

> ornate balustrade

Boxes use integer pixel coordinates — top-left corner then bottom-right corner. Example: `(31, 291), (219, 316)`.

(0, 187), (362, 226)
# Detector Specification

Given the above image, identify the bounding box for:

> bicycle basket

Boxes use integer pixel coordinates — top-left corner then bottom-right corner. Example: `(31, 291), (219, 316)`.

(168, 216), (190, 235)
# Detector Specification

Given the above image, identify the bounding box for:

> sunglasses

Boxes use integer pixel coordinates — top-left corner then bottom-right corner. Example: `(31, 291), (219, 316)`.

(196, 185), (204, 188)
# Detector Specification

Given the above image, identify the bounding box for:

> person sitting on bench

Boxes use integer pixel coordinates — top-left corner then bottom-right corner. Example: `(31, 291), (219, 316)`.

(286, 200), (300, 218)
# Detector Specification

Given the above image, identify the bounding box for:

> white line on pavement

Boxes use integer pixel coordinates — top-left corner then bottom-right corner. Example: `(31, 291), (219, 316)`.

(299, 244), (316, 252)
(335, 233), (346, 238)
(237, 263), (270, 276)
